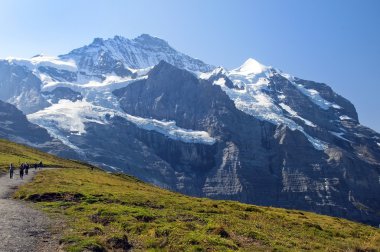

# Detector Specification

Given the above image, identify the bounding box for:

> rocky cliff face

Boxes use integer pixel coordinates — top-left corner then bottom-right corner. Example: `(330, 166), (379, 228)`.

(113, 61), (380, 225)
(0, 61), (49, 114)
(0, 35), (379, 226)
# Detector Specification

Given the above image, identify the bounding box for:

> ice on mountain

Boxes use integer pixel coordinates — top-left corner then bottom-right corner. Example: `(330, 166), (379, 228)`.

(279, 103), (317, 127)
(230, 58), (268, 75)
(280, 73), (341, 110)
(27, 100), (216, 145)
(278, 94), (286, 100)
(329, 131), (352, 143)
(304, 133), (328, 151)
(203, 59), (327, 151)
(7, 55), (77, 72)
(60, 34), (214, 73)
(340, 115), (352, 121)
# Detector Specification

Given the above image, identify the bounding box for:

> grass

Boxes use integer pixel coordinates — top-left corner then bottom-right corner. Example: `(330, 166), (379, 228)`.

(0, 139), (89, 174)
(1, 139), (379, 251)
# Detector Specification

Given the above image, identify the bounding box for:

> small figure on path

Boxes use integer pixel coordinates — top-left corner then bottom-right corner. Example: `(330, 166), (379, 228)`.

(19, 164), (24, 180)
(39, 161), (43, 170)
(34, 163), (38, 171)
(25, 163), (29, 175)
(9, 163), (14, 179)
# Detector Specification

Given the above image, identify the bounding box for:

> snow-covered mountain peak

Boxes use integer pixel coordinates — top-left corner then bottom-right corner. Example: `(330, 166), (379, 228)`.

(231, 58), (268, 75)
(60, 34), (214, 73)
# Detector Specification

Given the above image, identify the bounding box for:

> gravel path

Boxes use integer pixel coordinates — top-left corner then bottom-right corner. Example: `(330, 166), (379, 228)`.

(0, 169), (61, 252)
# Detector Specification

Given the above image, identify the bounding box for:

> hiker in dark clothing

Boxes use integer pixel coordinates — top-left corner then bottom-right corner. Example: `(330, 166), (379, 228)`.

(25, 163), (29, 175)
(19, 164), (24, 180)
(34, 163), (38, 171)
(9, 163), (14, 179)
(39, 161), (43, 170)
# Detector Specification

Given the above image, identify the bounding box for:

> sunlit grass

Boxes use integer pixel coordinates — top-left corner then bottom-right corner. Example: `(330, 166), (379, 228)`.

(2, 138), (379, 251)
(15, 168), (380, 251)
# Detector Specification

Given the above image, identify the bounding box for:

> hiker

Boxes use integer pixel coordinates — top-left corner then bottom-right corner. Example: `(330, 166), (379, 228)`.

(39, 161), (43, 170)
(25, 163), (29, 175)
(19, 164), (24, 180)
(34, 163), (38, 171)
(9, 163), (14, 179)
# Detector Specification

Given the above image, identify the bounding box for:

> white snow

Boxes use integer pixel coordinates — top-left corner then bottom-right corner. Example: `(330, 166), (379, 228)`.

(5, 49), (334, 153)
(203, 60), (327, 151)
(377, 142), (380, 147)
(230, 58), (268, 75)
(329, 131), (352, 143)
(280, 73), (341, 110)
(278, 94), (286, 100)
(339, 115), (352, 121)
(27, 100), (216, 145)
(62, 35), (214, 73)
(279, 103), (317, 127)
(199, 66), (227, 79)
(7, 55), (77, 72)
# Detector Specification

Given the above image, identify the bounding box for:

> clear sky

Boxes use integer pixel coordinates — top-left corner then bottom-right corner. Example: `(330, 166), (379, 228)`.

(1, 0), (379, 132)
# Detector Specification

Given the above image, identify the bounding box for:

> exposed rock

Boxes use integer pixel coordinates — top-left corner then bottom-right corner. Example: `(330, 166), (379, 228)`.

(0, 61), (49, 113)
(42, 87), (83, 103)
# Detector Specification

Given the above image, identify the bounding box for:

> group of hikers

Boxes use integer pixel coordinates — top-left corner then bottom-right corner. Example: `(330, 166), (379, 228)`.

(9, 161), (43, 179)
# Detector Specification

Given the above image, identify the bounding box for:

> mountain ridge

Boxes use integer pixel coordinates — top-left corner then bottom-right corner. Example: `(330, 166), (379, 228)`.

(0, 34), (379, 226)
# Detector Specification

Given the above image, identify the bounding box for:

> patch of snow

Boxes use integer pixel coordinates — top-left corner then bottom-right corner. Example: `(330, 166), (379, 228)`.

(332, 104), (342, 109)
(278, 94), (286, 100)
(199, 66), (227, 80)
(329, 131), (352, 143)
(339, 115), (352, 121)
(128, 66), (153, 76)
(280, 73), (341, 110)
(279, 103), (317, 127)
(304, 133), (328, 151)
(214, 77), (226, 86)
(295, 85), (330, 110)
(377, 142), (380, 147)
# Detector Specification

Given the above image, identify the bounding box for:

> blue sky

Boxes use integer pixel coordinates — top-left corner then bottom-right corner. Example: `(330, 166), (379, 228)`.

(1, 0), (379, 131)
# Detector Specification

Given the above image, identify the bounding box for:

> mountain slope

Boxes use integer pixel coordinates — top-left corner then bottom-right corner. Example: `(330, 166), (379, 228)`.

(0, 100), (78, 159)
(0, 139), (87, 174)
(113, 61), (380, 226)
(0, 34), (379, 226)
(0, 139), (375, 251)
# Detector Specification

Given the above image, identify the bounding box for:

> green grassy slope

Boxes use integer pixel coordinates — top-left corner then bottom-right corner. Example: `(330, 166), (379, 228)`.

(0, 139), (89, 174)
(1, 139), (379, 251)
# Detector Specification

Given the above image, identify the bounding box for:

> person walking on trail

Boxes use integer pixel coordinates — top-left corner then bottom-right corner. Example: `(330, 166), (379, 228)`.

(25, 163), (29, 175)
(39, 161), (43, 170)
(19, 163), (24, 180)
(9, 163), (14, 179)
(34, 163), (38, 171)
